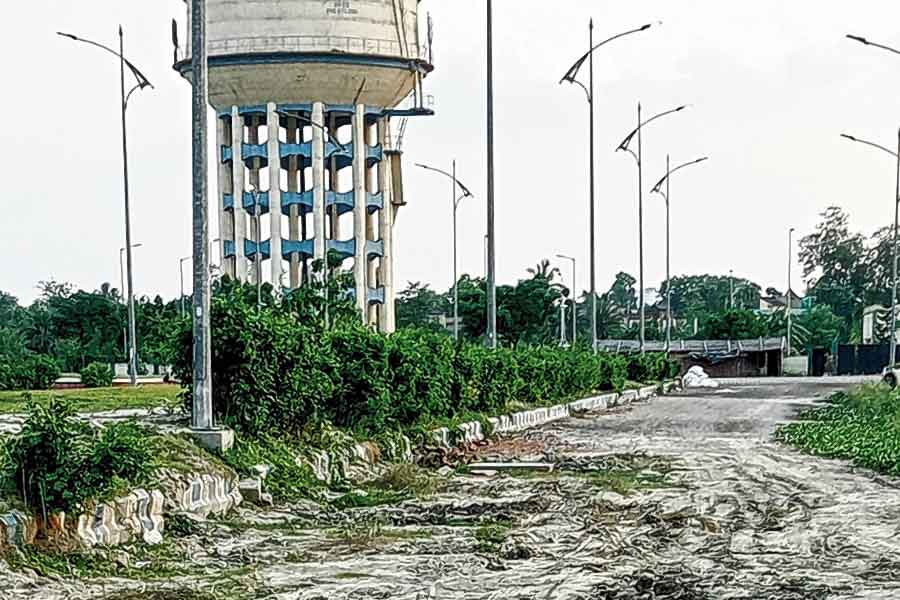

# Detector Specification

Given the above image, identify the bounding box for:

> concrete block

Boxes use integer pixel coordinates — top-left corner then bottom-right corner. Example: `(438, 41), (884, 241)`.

(190, 428), (235, 453)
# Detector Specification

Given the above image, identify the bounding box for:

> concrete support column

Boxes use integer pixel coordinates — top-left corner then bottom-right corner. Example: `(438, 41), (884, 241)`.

(311, 102), (326, 268)
(231, 106), (248, 281)
(352, 104), (368, 322)
(248, 115), (261, 286)
(216, 114), (234, 278)
(329, 115), (340, 242)
(286, 117), (301, 288)
(365, 121), (378, 326)
(377, 119), (396, 333)
(267, 103), (282, 289)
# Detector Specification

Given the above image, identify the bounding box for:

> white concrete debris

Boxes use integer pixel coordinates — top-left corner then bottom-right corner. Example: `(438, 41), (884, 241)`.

(683, 366), (720, 389)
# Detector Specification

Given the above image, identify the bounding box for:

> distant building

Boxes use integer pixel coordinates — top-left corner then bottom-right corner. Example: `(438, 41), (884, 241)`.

(862, 304), (900, 344)
(758, 290), (805, 315)
(428, 313), (463, 335)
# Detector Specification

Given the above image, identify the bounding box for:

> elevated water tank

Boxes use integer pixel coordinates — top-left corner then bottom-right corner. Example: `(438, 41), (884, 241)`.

(176, 0), (432, 109)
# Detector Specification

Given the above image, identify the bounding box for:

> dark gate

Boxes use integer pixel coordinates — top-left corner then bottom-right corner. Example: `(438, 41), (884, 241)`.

(837, 344), (900, 375)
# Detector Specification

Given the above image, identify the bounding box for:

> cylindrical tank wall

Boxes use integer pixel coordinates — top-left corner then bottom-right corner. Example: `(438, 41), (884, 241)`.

(181, 0), (427, 108)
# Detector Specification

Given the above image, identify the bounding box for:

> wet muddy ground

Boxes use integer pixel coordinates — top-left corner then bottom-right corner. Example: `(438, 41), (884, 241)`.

(5, 378), (899, 600)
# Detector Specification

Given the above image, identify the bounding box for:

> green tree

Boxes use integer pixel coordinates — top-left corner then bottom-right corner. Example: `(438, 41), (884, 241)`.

(702, 309), (769, 340)
(396, 282), (450, 331)
(799, 207), (869, 336)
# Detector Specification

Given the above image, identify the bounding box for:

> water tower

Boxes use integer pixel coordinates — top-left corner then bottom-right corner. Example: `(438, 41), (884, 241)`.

(174, 0), (434, 332)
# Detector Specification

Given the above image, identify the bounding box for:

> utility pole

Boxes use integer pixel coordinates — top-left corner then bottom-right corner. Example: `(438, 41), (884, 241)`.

(665, 155), (672, 350)
(588, 20), (597, 353)
(557, 254), (577, 347)
(452, 160), (459, 341)
(486, 0), (497, 349)
(892, 128), (900, 366)
(190, 0), (217, 444)
(179, 256), (191, 316)
(637, 103), (645, 352)
(787, 228), (794, 356)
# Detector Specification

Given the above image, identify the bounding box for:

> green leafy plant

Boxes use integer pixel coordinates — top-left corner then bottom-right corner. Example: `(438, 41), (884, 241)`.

(80, 362), (113, 388)
(0, 398), (156, 515)
(778, 384), (900, 475)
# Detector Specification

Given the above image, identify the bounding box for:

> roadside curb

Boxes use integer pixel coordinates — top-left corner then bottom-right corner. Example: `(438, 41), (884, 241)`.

(429, 382), (677, 449)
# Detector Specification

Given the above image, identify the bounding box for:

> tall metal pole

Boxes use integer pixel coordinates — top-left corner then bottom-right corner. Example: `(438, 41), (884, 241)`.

(665, 155), (672, 350)
(560, 298), (566, 346)
(729, 269), (735, 310)
(120, 247), (127, 356)
(787, 228), (794, 356)
(571, 261), (577, 346)
(191, 0), (213, 431)
(637, 103), (645, 352)
(891, 128), (900, 366)
(452, 160), (459, 341)
(588, 20), (598, 353)
(179, 257), (190, 316)
(486, 0), (497, 348)
(119, 28), (138, 386)
(254, 192), (262, 308)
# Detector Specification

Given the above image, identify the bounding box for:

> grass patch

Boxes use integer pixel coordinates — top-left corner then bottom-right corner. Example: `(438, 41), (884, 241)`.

(0, 385), (182, 415)
(778, 384), (900, 475)
(330, 488), (409, 510)
(220, 436), (324, 503)
(474, 521), (510, 554)
(3, 540), (189, 581)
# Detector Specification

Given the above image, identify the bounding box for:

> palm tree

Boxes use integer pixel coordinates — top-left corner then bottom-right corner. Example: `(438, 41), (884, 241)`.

(528, 259), (560, 281)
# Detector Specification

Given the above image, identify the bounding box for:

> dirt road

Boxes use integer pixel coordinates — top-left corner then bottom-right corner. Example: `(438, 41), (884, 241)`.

(6, 377), (899, 599)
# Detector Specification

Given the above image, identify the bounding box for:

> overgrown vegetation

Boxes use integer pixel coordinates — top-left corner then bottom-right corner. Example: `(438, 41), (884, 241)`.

(0, 384), (181, 415)
(778, 384), (900, 474)
(174, 279), (677, 441)
(0, 398), (157, 515)
(80, 362), (114, 388)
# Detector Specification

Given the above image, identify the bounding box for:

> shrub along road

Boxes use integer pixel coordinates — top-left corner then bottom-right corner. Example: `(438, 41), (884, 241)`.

(4, 378), (898, 599)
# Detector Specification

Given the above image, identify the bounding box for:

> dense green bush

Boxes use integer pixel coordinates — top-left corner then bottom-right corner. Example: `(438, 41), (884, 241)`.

(0, 355), (60, 392)
(626, 352), (679, 383)
(80, 362), (113, 388)
(0, 399), (155, 514)
(174, 281), (678, 439)
(778, 385), (900, 475)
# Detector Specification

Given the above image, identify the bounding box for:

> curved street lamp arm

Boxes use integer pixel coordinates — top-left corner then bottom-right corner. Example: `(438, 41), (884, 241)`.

(414, 163), (475, 198)
(650, 157), (710, 193)
(275, 110), (347, 152)
(57, 31), (153, 91)
(847, 34), (900, 57)
(560, 23), (656, 86)
(616, 105), (689, 152)
(840, 133), (899, 159)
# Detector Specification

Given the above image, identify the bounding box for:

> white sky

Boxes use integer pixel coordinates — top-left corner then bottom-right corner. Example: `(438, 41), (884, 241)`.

(3, 0), (900, 304)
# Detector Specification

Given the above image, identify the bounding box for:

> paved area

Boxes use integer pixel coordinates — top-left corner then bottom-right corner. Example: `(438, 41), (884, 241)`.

(4, 377), (899, 599)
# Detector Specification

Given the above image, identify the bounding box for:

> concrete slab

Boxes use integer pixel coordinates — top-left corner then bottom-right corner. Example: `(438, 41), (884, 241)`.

(190, 428), (235, 453)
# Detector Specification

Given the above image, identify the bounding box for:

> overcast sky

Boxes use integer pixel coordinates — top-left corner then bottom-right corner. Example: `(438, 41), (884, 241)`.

(3, 1), (900, 305)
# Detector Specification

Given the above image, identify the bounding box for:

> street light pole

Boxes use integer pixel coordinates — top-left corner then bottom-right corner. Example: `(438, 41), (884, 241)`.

(191, 0), (214, 433)
(840, 132), (900, 365)
(666, 156), (671, 349)
(179, 256), (191, 316)
(452, 160), (459, 341)
(560, 22), (654, 353)
(486, 0), (497, 349)
(414, 162), (474, 342)
(637, 104), (645, 351)
(58, 29), (152, 387)
(846, 34), (900, 364)
(119, 243), (142, 356)
(787, 228), (794, 356)
(557, 254), (577, 346)
(617, 104), (688, 353)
